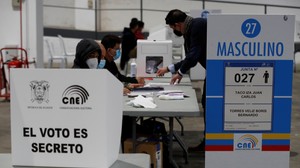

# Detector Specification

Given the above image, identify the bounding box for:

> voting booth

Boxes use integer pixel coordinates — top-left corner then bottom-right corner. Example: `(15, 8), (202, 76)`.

(10, 69), (123, 168)
(205, 15), (295, 168)
(136, 40), (172, 77)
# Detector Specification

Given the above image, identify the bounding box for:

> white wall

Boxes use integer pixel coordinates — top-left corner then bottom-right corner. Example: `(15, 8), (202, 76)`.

(210, 0), (300, 7)
(42, 0), (300, 33)
(99, 0), (141, 31)
(26, 0), (44, 68)
(75, 0), (95, 30)
(0, 0), (43, 68)
(1, 0), (300, 68)
(43, 0), (75, 29)
(0, 1), (21, 49)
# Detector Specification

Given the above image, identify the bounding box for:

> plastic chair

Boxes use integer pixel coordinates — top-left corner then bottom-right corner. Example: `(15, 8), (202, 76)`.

(57, 34), (75, 57)
(45, 39), (67, 68)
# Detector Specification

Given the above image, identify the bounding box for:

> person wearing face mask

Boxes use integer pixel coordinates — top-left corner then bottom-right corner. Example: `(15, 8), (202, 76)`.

(101, 34), (147, 149)
(135, 20), (145, 40)
(98, 40), (133, 95)
(101, 34), (145, 87)
(73, 38), (132, 95)
(72, 39), (103, 69)
(156, 9), (207, 152)
(97, 42), (107, 69)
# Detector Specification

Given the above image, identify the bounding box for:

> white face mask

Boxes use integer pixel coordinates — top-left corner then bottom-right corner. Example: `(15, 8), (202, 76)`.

(86, 58), (98, 69)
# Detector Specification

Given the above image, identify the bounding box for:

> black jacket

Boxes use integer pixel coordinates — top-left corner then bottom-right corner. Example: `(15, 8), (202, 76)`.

(120, 27), (137, 69)
(104, 59), (138, 84)
(72, 39), (101, 69)
(174, 18), (207, 73)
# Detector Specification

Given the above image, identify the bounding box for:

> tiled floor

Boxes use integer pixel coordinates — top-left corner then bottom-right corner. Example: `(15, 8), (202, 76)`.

(0, 73), (299, 168)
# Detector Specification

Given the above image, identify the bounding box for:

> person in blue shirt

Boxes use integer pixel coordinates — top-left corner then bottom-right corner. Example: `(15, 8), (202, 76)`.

(156, 9), (207, 152)
(101, 34), (146, 149)
(100, 34), (145, 86)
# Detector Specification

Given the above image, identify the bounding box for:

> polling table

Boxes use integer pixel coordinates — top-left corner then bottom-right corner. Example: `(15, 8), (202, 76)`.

(123, 77), (201, 168)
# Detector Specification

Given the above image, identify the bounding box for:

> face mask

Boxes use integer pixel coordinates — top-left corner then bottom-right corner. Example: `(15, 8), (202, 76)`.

(173, 29), (183, 37)
(97, 59), (106, 69)
(113, 49), (121, 60)
(86, 58), (98, 69)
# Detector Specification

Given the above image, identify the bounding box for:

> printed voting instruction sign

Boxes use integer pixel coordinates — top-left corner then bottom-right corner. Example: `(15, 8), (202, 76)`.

(205, 15), (294, 168)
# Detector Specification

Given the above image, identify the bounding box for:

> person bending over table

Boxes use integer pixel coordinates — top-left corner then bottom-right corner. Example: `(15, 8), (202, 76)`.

(156, 9), (207, 152)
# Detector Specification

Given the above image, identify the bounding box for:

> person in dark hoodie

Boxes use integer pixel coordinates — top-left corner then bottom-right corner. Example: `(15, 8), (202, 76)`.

(72, 38), (134, 95)
(72, 39), (104, 69)
(120, 18), (139, 70)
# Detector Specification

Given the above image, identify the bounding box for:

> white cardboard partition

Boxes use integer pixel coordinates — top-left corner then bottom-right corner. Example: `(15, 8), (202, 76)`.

(10, 69), (123, 168)
(137, 40), (172, 77)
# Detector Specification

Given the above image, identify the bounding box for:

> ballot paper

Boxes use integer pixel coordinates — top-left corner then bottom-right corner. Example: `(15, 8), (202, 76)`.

(126, 95), (157, 108)
(158, 93), (184, 100)
(157, 90), (189, 100)
(144, 83), (171, 87)
(157, 90), (184, 95)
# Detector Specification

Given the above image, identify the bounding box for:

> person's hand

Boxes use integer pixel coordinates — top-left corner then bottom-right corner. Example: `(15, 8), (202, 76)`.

(156, 67), (168, 77)
(136, 77), (145, 85)
(123, 87), (131, 95)
(170, 73), (182, 85)
(128, 83), (144, 88)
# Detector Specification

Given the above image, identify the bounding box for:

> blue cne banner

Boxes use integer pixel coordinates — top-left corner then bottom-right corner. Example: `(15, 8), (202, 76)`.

(205, 15), (294, 168)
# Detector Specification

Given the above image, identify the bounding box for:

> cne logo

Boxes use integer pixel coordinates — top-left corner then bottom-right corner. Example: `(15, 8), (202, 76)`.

(30, 80), (50, 104)
(62, 85), (89, 105)
(236, 134), (259, 150)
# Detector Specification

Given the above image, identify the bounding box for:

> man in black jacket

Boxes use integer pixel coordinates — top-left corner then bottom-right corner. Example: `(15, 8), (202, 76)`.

(101, 34), (146, 149)
(156, 9), (207, 152)
(101, 34), (145, 86)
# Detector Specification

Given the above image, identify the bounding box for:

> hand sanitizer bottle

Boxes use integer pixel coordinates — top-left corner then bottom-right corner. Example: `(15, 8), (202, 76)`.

(130, 59), (137, 77)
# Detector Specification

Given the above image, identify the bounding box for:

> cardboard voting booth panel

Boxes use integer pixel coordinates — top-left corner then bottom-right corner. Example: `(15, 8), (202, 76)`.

(137, 40), (172, 77)
(10, 69), (123, 168)
(205, 15), (294, 168)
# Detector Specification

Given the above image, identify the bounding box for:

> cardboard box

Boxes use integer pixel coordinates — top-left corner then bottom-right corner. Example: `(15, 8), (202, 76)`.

(124, 138), (163, 168)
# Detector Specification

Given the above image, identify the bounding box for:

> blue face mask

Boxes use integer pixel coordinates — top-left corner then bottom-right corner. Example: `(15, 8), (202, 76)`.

(97, 59), (106, 69)
(113, 49), (121, 60)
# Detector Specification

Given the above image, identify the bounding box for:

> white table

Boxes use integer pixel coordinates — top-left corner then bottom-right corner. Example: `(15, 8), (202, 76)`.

(0, 153), (150, 168)
(144, 75), (192, 86)
(123, 85), (200, 168)
(124, 86), (199, 117)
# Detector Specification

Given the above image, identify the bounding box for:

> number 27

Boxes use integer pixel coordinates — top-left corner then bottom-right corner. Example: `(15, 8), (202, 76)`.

(245, 23), (256, 34)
